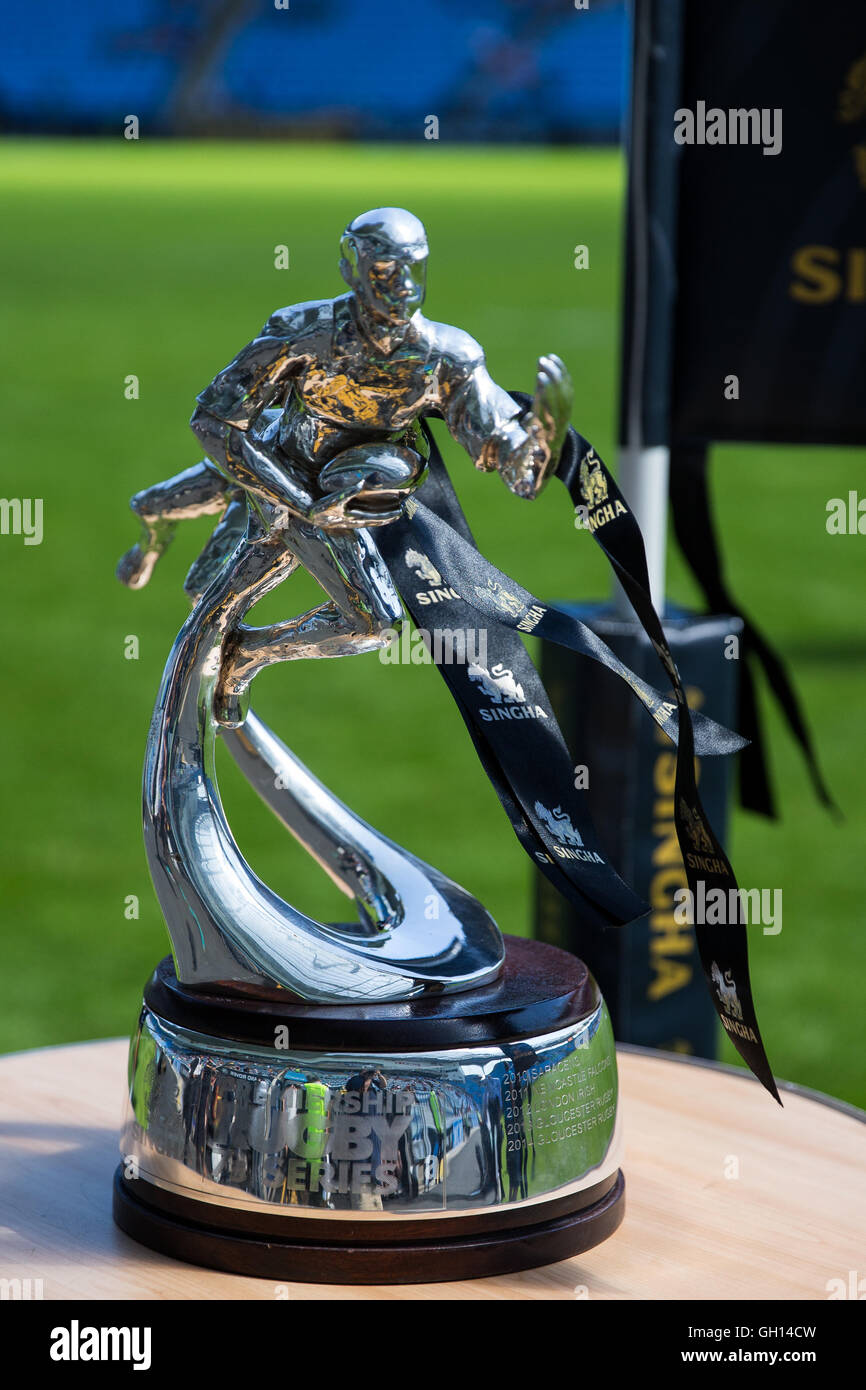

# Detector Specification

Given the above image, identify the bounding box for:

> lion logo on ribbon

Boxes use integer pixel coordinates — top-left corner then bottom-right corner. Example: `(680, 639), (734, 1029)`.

(534, 801), (583, 847)
(579, 451), (608, 508)
(710, 962), (744, 1021)
(679, 797), (715, 854)
(467, 661), (525, 704)
(474, 577), (524, 618)
(404, 548), (442, 586)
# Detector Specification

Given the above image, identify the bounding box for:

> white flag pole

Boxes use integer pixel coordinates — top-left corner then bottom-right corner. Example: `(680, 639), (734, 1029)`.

(614, 0), (679, 621)
(614, 445), (669, 617)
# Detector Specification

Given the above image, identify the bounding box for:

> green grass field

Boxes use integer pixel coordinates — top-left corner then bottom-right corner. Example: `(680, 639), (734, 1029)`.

(2, 140), (864, 1105)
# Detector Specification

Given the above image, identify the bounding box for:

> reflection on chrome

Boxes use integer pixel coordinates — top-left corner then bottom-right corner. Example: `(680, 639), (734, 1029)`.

(122, 1003), (620, 1218)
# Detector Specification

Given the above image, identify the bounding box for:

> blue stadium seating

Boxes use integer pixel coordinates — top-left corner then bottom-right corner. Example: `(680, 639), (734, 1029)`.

(0, 0), (628, 140)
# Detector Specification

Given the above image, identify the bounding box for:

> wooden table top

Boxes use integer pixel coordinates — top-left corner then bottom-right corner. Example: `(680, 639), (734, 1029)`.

(0, 1038), (862, 1301)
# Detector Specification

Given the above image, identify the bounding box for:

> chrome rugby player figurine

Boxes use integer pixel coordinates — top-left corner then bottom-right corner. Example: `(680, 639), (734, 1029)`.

(112, 210), (624, 1282)
(118, 207), (571, 724)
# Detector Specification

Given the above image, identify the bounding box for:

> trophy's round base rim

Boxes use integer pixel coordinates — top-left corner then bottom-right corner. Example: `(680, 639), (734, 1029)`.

(113, 1167), (625, 1285)
(145, 934), (599, 1051)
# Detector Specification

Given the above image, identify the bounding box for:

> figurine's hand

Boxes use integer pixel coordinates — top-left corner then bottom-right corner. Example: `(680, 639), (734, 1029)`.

(306, 487), (363, 529)
(498, 444), (549, 500)
(531, 353), (573, 463)
(497, 355), (574, 501)
(306, 484), (395, 530)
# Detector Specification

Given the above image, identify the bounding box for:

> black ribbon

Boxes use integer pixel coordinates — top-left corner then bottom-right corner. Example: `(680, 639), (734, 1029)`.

(377, 409), (780, 1103)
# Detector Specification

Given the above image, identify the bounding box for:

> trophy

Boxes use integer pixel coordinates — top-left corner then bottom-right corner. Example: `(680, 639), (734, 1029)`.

(113, 208), (771, 1284)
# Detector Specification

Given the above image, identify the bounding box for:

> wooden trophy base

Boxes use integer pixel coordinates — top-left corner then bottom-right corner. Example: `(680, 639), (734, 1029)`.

(113, 1166), (624, 1285)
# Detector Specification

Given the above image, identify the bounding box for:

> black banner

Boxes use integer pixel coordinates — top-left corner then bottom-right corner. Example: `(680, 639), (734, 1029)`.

(672, 0), (866, 445)
(618, 0), (847, 821)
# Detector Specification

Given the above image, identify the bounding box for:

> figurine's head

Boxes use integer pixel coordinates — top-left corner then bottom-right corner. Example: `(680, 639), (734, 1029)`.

(340, 208), (428, 326)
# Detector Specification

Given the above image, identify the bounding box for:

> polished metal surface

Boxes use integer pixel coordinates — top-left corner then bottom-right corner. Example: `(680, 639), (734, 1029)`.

(121, 999), (620, 1218)
(222, 713), (497, 947)
(117, 207), (573, 1001)
(142, 516), (504, 1000)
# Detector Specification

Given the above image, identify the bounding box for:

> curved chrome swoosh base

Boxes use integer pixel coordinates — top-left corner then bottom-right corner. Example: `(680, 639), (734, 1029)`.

(144, 523), (504, 1001)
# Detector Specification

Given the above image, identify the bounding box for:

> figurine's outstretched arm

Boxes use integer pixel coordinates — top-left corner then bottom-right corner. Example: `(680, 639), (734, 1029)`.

(441, 344), (573, 500)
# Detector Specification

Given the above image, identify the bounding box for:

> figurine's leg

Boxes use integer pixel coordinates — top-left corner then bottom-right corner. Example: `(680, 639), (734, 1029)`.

(117, 461), (231, 590)
(214, 523), (403, 725)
